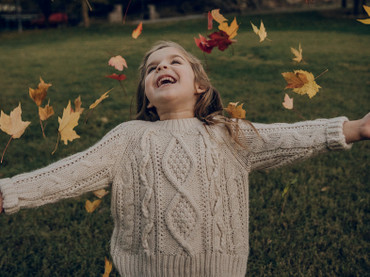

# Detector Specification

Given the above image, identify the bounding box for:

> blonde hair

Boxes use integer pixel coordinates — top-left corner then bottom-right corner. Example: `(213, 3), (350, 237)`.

(135, 41), (243, 142)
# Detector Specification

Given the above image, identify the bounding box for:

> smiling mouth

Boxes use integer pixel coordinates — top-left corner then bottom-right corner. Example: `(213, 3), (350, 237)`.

(156, 75), (177, 88)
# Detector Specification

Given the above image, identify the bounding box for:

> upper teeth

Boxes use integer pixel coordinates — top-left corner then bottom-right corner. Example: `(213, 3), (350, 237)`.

(157, 76), (175, 87)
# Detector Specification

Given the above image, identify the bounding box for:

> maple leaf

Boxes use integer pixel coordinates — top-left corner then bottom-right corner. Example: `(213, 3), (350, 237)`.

(74, 96), (84, 115)
(282, 70), (321, 98)
(57, 101), (81, 145)
(208, 30), (234, 51)
(89, 89), (112, 109)
(251, 20), (268, 42)
(103, 257), (113, 277)
(282, 93), (294, 110)
(207, 11), (213, 30)
(194, 34), (214, 54)
(93, 189), (109, 199)
(211, 9), (227, 24)
(38, 102), (54, 121)
(357, 5), (370, 24)
(108, 55), (128, 71)
(132, 22), (143, 39)
(291, 43), (303, 63)
(224, 102), (246, 119)
(85, 199), (102, 213)
(218, 17), (239, 39)
(29, 77), (52, 106)
(105, 73), (127, 81)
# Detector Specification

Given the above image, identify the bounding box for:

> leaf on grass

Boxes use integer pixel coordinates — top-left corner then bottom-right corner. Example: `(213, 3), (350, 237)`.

(103, 257), (113, 277)
(251, 20), (267, 42)
(106, 73), (127, 81)
(282, 93), (294, 110)
(211, 9), (227, 24)
(108, 55), (128, 71)
(39, 102), (54, 121)
(93, 189), (109, 199)
(224, 102), (246, 119)
(0, 103), (31, 139)
(291, 43), (303, 63)
(282, 70), (321, 98)
(29, 77), (52, 106)
(89, 89), (112, 109)
(218, 17), (239, 39)
(85, 199), (102, 213)
(357, 5), (370, 24)
(132, 22), (143, 39)
(58, 101), (81, 145)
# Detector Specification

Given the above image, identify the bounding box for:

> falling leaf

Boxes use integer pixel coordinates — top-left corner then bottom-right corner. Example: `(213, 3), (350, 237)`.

(38, 102), (54, 121)
(89, 89), (112, 109)
(103, 257), (113, 277)
(93, 189), (109, 199)
(85, 199), (102, 213)
(58, 101), (81, 145)
(194, 34), (213, 54)
(357, 5), (370, 24)
(0, 103), (31, 139)
(132, 22), (143, 39)
(224, 102), (246, 119)
(29, 77), (52, 106)
(207, 11), (213, 30)
(105, 73), (127, 81)
(251, 20), (267, 42)
(218, 17), (239, 39)
(211, 9), (227, 24)
(208, 30), (234, 51)
(108, 55), (128, 71)
(282, 70), (321, 98)
(282, 93), (294, 110)
(291, 43), (303, 63)
(74, 96), (84, 115)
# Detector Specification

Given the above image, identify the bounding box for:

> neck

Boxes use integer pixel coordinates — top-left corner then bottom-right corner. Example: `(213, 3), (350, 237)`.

(158, 110), (195, 120)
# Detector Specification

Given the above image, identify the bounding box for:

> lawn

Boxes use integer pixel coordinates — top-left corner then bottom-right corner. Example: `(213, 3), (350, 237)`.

(0, 10), (369, 276)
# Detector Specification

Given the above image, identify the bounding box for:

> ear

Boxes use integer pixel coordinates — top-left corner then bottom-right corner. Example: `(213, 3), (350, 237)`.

(195, 83), (206, 94)
(147, 102), (154, 108)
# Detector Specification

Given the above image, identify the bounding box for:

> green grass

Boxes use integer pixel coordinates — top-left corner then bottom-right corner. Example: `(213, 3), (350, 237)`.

(0, 10), (369, 276)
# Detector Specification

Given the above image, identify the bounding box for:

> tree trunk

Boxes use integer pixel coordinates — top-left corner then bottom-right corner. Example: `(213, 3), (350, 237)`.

(82, 0), (90, 28)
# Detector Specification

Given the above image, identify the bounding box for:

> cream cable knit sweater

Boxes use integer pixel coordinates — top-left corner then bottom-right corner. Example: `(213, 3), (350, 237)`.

(0, 117), (351, 277)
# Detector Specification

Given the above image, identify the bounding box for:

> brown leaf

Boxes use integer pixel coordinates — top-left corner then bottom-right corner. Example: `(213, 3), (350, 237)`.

(224, 102), (246, 119)
(29, 77), (52, 106)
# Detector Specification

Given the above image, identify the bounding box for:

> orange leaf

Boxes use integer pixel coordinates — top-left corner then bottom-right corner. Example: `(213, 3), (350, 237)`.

(85, 199), (102, 213)
(282, 70), (321, 98)
(357, 5), (370, 24)
(282, 93), (294, 110)
(108, 55), (128, 71)
(0, 103), (31, 139)
(93, 189), (109, 199)
(74, 96), (84, 115)
(211, 9), (227, 24)
(132, 22), (143, 39)
(38, 102), (54, 121)
(29, 77), (52, 106)
(224, 102), (246, 119)
(89, 89), (112, 109)
(218, 17), (239, 39)
(57, 101), (81, 145)
(103, 257), (113, 277)
(282, 71), (308, 89)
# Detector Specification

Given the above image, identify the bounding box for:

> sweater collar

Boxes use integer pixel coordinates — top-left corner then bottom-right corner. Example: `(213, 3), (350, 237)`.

(152, 117), (204, 131)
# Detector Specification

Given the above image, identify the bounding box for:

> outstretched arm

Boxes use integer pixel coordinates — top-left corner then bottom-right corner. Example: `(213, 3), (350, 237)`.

(343, 113), (370, 144)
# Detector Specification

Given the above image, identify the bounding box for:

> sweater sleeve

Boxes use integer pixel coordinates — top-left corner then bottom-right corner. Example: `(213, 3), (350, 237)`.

(235, 117), (352, 172)
(0, 122), (132, 214)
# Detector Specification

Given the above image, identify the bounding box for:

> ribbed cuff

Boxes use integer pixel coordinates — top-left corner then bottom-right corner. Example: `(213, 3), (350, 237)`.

(326, 117), (352, 151)
(0, 178), (20, 214)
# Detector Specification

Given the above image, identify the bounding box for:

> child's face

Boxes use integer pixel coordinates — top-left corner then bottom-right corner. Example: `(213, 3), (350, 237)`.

(144, 47), (204, 120)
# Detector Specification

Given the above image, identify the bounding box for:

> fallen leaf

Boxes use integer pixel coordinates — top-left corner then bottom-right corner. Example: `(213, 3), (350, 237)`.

(103, 257), (113, 277)
(218, 17), (239, 39)
(89, 89), (112, 109)
(93, 189), (109, 199)
(29, 77), (52, 106)
(85, 199), (102, 213)
(357, 5), (370, 24)
(108, 55), (128, 71)
(38, 102), (54, 121)
(282, 93), (294, 110)
(58, 101), (81, 145)
(132, 22), (143, 39)
(207, 11), (213, 30)
(105, 73), (127, 81)
(0, 103), (31, 139)
(224, 102), (246, 119)
(251, 20), (267, 42)
(208, 30), (234, 51)
(211, 9), (227, 24)
(282, 70), (321, 98)
(291, 43), (303, 63)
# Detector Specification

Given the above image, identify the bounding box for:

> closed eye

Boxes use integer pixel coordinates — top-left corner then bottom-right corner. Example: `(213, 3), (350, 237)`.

(147, 66), (156, 74)
(171, 59), (181, 65)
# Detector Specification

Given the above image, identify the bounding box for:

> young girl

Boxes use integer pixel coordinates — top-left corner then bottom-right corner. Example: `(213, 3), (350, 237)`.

(0, 41), (369, 277)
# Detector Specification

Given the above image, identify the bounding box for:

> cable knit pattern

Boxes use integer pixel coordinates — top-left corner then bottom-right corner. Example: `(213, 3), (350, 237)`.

(0, 117), (351, 277)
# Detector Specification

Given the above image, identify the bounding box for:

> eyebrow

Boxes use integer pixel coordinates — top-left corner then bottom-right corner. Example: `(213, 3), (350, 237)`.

(146, 54), (186, 70)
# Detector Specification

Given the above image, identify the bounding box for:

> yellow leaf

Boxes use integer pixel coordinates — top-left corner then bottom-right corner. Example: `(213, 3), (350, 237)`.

(282, 93), (294, 110)
(29, 77), (52, 106)
(103, 257), (113, 277)
(211, 9), (227, 24)
(74, 96), (84, 115)
(251, 20), (267, 42)
(283, 70), (321, 98)
(291, 43), (303, 63)
(58, 101), (81, 145)
(0, 103), (31, 139)
(132, 22), (143, 39)
(85, 199), (102, 213)
(218, 17), (239, 39)
(38, 102), (54, 121)
(224, 102), (246, 119)
(357, 5), (370, 24)
(93, 189), (109, 199)
(89, 89), (112, 109)
(281, 71), (308, 89)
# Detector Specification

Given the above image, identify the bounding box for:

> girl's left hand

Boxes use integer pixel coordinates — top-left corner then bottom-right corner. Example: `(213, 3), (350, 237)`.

(343, 112), (370, 144)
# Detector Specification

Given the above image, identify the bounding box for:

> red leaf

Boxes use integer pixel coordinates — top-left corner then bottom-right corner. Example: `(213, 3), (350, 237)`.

(194, 34), (214, 54)
(208, 30), (233, 51)
(105, 74), (127, 81)
(207, 11), (213, 30)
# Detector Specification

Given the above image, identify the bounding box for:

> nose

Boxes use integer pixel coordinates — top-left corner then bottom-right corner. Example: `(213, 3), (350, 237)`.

(156, 64), (168, 72)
